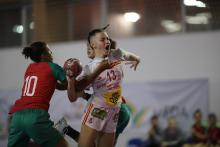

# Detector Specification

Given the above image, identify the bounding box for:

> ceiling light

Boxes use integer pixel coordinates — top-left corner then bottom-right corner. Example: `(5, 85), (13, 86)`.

(184, 0), (206, 8)
(124, 12), (140, 22)
(12, 25), (24, 34)
(186, 13), (211, 24)
(29, 22), (34, 30)
(161, 20), (182, 33)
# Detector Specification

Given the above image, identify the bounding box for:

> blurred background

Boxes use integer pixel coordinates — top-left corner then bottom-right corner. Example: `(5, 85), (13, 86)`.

(0, 0), (219, 47)
(0, 0), (220, 147)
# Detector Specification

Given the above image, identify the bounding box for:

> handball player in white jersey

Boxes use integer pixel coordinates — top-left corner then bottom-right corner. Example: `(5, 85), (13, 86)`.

(77, 28), (140, 147)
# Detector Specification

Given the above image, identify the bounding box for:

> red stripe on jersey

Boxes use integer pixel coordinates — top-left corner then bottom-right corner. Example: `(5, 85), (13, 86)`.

(83, 104), (94, 125)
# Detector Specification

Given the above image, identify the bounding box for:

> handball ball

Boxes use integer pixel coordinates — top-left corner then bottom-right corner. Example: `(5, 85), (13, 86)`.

(63, 58), (82, 77)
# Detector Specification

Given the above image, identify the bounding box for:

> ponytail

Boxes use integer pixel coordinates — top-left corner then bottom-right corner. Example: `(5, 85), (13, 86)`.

(22, 46), (32, 59)
(21, 41), (46, 62)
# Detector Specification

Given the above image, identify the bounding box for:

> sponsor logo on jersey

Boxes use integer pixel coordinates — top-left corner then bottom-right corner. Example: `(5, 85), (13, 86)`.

(91, 108), (107, 120)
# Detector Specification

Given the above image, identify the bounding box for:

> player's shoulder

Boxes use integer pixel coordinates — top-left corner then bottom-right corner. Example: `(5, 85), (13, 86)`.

(90, 58), (103, 64)
(49, 62), (59, 66)
(80, 59), (99, 75)
(87, 60), (94, 66)
(48, 62), (64, 72)
(29, 62), (52, 69)
(48, 62), (62, 68)
(87, 59), (98, 68)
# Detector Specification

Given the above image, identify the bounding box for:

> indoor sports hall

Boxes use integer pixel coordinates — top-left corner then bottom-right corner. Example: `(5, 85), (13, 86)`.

(0, 0), (220, 147)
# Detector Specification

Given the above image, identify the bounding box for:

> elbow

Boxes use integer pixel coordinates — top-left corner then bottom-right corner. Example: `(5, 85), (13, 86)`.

(67, 92), (77, 102)
(69, 99), (76, 103)
(68, 95), (77, 102)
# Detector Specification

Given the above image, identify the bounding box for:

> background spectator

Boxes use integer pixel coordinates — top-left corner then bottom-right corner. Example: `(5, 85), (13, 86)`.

(207, 113), (220, 146)
(143, 115), (162, 147)
(161, 116), (183, 147)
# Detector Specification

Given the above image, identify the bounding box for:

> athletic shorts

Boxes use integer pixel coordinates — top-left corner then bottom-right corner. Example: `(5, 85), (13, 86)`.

(81, 102), (120, 133)
(8, 109), (63, 147)
(116, 103), (130, 137)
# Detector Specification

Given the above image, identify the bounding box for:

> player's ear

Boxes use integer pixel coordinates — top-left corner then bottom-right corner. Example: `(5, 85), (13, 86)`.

(90, 42), (96, 49)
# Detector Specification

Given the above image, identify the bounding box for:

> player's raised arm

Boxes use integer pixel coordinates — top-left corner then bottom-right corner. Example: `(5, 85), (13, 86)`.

(123, 50), (140, 71)
(66, 76), (77, 102)
(63, 58), (83, 102)
(109, 39), (140, 71)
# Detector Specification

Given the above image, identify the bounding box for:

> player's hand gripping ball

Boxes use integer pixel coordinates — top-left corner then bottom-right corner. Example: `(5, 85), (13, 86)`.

(63, 58), (82, 78)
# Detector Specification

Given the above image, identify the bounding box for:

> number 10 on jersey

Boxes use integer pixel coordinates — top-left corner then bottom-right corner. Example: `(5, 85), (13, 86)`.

(23, 76), (38, 96)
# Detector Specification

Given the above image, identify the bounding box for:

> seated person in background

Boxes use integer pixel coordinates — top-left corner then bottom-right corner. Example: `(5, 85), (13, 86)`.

(191, 109), (207, 145)
(143, 115), (162, 147)
(183, 109), (207, 147)
(161, 116), (183, 147)
(207, 113), (220, 146)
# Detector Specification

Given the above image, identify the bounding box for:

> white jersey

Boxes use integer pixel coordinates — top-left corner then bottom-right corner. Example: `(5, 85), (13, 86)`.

(78, 57), (123, 107)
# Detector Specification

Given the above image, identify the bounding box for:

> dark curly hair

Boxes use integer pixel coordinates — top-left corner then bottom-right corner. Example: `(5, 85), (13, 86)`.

(22, 41), (47, 62)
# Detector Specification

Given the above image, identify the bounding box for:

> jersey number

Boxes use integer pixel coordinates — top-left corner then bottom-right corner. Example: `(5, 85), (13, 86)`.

(107, 70), (117, 82)
(23, 76), (38, 96)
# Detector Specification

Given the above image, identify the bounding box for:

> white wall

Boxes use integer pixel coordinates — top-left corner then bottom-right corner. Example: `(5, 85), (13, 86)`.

(1, 31), (220, 118)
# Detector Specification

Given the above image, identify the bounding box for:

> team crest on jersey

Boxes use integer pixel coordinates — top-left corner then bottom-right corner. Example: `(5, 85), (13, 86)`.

(110, 92), (120, 104)
(91, 108), (107, 120)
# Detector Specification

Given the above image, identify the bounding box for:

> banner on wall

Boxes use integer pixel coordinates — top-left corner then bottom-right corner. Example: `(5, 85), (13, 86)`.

(122, 78), (209, 135)
(0, 78), (208, 146)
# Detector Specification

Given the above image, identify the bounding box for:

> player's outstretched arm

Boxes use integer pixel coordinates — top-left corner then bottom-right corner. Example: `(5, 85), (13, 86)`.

(123, 51), (140, 71)
(76, 59), (111, 92)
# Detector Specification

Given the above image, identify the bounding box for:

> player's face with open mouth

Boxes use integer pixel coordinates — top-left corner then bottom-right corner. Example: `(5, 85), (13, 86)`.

(93, 32), (110, 58)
